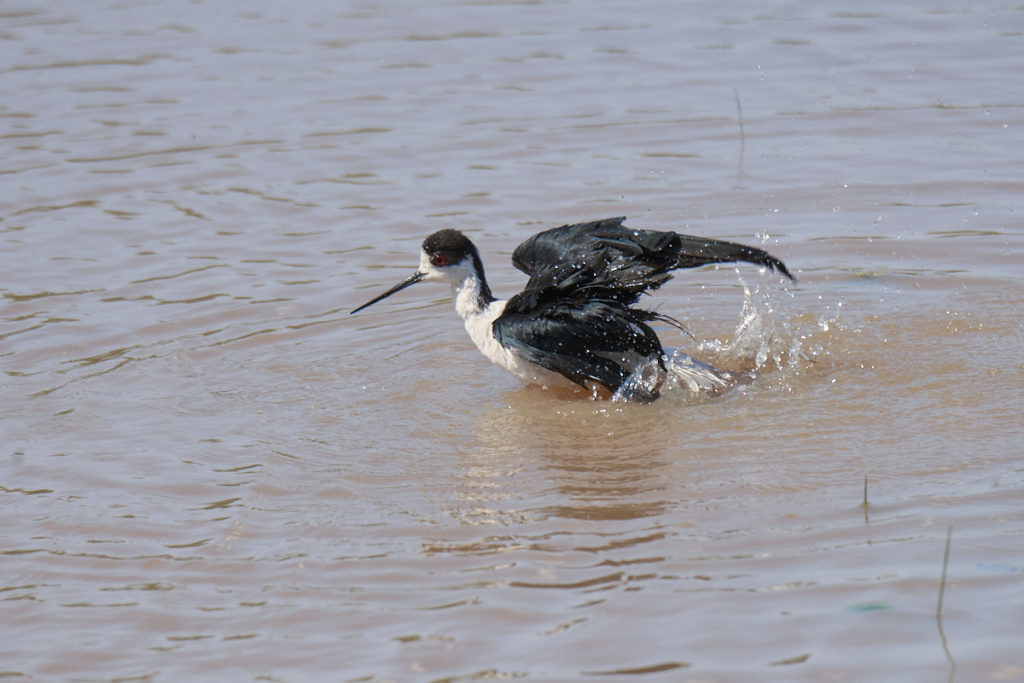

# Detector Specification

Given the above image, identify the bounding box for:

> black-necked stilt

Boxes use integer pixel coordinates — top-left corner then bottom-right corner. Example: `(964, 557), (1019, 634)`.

(351, 216), (794, 402)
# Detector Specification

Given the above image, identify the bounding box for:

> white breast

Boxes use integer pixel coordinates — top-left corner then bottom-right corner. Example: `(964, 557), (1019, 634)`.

(456, 292), (573, 389)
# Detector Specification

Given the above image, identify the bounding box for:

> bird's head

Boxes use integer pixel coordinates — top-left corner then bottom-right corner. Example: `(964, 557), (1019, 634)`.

(351, 229), (485, 314)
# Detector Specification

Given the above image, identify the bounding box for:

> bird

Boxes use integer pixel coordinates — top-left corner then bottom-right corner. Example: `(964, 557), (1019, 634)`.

(351, 216), (794, 402)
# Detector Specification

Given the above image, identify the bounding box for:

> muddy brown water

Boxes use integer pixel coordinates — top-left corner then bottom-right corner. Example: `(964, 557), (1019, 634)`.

(3, 2), (1023, 681)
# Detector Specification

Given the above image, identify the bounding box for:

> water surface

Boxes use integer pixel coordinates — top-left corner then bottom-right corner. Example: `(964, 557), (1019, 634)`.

(3, 1), (1023, 681)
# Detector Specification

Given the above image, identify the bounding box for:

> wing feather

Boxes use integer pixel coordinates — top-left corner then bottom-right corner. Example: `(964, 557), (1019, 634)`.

(508, 216), (793, 314)
(496, 217), (793, 400)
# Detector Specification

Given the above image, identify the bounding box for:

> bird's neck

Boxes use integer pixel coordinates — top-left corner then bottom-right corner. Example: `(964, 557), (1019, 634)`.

(452, 271), (497, 321)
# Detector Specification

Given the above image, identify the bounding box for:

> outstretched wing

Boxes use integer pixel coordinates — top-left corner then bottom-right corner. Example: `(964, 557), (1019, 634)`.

(495, 217), (793, 400)
(508, 216), (793, 312)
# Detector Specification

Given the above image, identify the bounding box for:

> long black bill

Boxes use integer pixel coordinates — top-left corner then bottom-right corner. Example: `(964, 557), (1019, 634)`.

(350, 271), (426, 314)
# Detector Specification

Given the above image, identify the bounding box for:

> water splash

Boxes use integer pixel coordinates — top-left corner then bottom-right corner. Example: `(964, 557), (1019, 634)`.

(609, 262), (853, 403)
(695, 273), (843, 393)
(611, 350), (730, 403)
(617, 271), (847, 403)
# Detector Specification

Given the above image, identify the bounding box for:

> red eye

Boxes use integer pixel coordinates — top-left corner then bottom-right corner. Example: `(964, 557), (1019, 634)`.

(431, 253), (447, 267)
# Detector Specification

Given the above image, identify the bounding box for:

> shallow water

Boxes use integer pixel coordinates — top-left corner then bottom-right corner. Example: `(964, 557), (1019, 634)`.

(3, 1), (1023, 681)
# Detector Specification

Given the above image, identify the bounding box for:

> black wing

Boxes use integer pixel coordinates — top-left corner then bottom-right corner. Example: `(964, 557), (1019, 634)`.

(508, 216), (793, 311)
(492, 299), (665, 402)
(495, 217), (793, 400)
